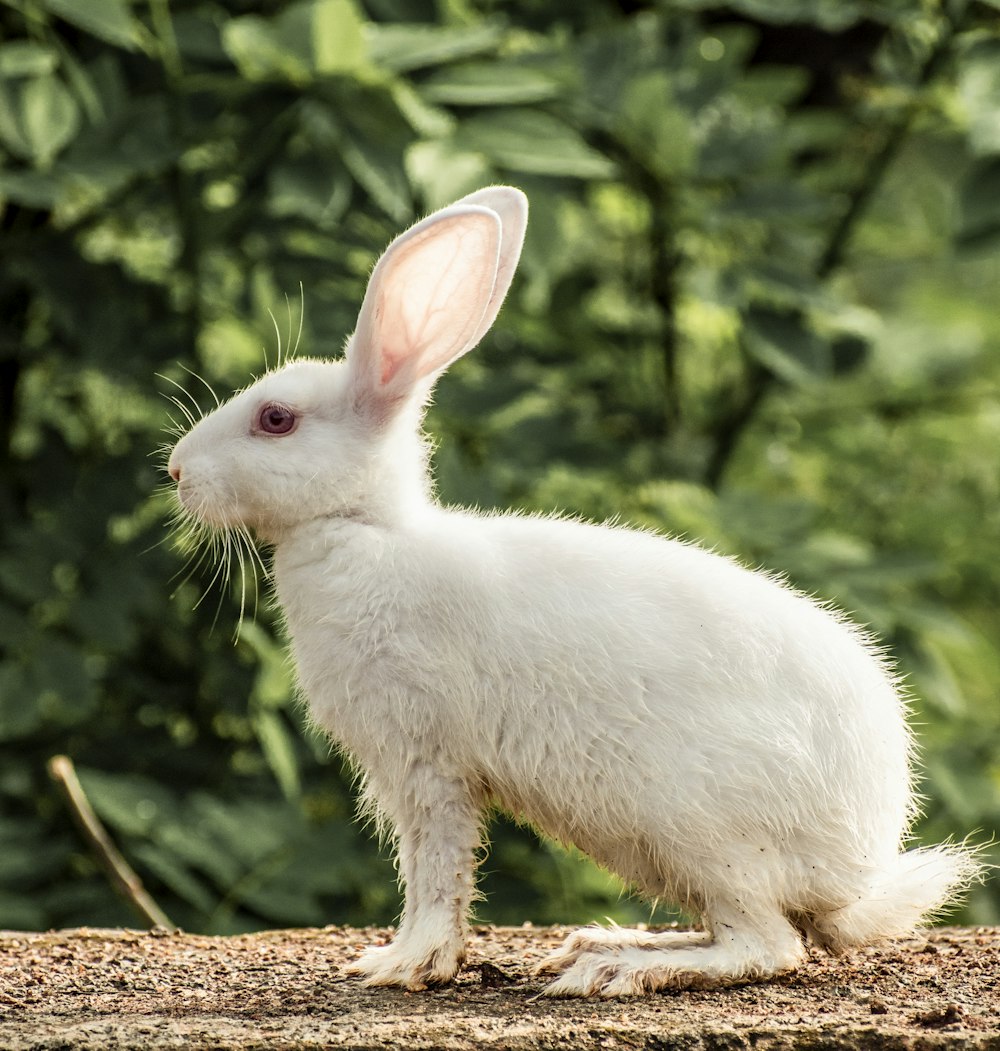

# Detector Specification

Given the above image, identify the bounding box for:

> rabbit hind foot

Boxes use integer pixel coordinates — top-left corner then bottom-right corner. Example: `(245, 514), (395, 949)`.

(535, 924), (709, 976)
(541, 912), (804, 998)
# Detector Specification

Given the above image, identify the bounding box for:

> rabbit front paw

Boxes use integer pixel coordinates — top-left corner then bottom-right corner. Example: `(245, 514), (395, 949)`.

(345, 939), (464, 991)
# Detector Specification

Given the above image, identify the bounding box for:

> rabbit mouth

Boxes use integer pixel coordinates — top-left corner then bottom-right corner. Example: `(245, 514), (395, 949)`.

(176, 480), (207, 518)
(176, 480), (242, 530)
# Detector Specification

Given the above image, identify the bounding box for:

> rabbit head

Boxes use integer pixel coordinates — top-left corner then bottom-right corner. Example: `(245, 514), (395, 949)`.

(167, 187), (528, 543)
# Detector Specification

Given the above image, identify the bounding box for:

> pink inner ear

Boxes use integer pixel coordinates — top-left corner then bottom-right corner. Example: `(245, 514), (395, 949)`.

(368, 213), (501, 391)
(380, 343), (407, 385)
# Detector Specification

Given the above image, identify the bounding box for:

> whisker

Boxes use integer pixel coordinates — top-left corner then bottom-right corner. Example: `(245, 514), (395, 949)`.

(160, 410), (189, 439)
(171, 529), (218, 594)
(232, 531), (262, 639)
(283, 285), (305, 365)
(195, 532), (229, 610)
(161, 393), (197, 431)
(292, 281), (305, 360)
(268, 308), (284, 370)
(238, 523), (270, 582)
(157, 373), (204, 423)
(248, 541), (261, 622)
(230, 533), (246, 637)
(240, 528), (264, 623)
(149, 441), (176, 462)
(208, 536), (230, 633)
(169, 515), (222, 591)
(162, 481), (271, 638)
(180, 363), (221, 409)
(284, 293), (294, 367)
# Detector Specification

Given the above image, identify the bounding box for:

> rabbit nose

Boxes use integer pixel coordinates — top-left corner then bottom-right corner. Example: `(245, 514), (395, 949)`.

(169, 464), (182, 483)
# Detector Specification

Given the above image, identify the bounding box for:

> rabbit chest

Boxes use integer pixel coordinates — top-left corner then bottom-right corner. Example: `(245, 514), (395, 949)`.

(271, 516), (491, 766)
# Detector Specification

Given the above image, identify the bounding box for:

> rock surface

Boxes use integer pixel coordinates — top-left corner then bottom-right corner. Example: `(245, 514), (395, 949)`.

(0, 924), (997, 1049)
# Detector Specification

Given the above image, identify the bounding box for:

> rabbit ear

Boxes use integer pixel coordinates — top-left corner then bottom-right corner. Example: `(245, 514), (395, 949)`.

(451, 186), (528, 346)
(349, 188), (527, 414)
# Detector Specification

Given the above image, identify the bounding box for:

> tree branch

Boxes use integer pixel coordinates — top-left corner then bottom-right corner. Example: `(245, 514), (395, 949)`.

(705, 5), (969, 489)
(703, 361), (770, 490)
(648, 182), (683, 433)
(817, 4), (966, 278)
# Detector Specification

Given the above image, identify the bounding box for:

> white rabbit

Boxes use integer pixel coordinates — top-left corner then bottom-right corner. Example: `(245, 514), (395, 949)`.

(167, 186), (977, 997)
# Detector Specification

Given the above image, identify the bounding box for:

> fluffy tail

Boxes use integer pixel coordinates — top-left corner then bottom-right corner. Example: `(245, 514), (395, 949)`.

(809, 844), (982, 952)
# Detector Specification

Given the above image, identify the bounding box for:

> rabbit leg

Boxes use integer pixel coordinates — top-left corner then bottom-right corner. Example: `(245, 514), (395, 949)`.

(346, 766), (482, 990)
(536, 924), (709, 975)
(542, 903), (804, 998)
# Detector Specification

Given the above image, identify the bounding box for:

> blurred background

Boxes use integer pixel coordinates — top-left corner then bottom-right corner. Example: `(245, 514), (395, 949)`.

(0, 0), (998, 935)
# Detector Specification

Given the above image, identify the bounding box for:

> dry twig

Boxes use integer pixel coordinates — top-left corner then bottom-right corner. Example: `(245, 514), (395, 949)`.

(47, 754), (178, 932)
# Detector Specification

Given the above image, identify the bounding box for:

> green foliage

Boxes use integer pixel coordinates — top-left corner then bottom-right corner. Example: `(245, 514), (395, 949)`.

(0, 0), (998, 934)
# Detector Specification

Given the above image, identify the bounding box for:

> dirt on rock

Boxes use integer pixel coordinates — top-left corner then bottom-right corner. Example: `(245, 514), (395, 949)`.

(0, 924), (997, 1049)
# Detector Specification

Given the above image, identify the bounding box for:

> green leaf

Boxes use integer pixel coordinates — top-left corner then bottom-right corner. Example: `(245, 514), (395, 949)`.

(739, 66), (810, 108)
(131, 843), (217, 913)
(959, 41), (1000, 158)
(156, 817), (243, 887)
(253, 710), (301, 800)
(391, 79), (453, 138)
(406, 139), (493, 209)
(0, 74), (83, 166)
(0, 539), (54, 604)
(455, 110), (615, 179)
(617, 71), (695, 179)
(0, 42), (59, 79)
(337, 92), (415, 220)
(956, 155), (1000, 253)
(171, 10), (228, 64)
(743, 306), (830, 384)
(234, 878), (325, 925)
(341, 132), (411, 221)
(183, 795), (289, 869)
(0, 664), (42, 741)
(56, 44), (105, 124)
(420, 61), (564, 106)
(33, 638), (98, 725)
(312, 0), (367, 74)
(223, 15), (311, 83)
(0, 80), (32, 159)
(223, 0), (369, 83)
(76, 769), (177, 838)
(36, 0), (143, 51)
(366, 21), (504, 73)
(667, 0), (867, 30)
(269, 157), (351, 227)
(56, 96), (177, 201)
(19, 73), (80, 168)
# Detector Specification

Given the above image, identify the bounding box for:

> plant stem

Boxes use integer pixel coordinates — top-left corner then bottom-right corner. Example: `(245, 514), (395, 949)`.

(48, 755), (178, 932)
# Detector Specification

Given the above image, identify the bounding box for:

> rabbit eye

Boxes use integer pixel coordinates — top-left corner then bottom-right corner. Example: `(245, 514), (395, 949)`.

(257, 403), (297, 436)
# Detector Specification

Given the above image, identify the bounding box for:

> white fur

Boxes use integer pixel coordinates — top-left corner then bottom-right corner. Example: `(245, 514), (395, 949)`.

(167, 186), (977, 996)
